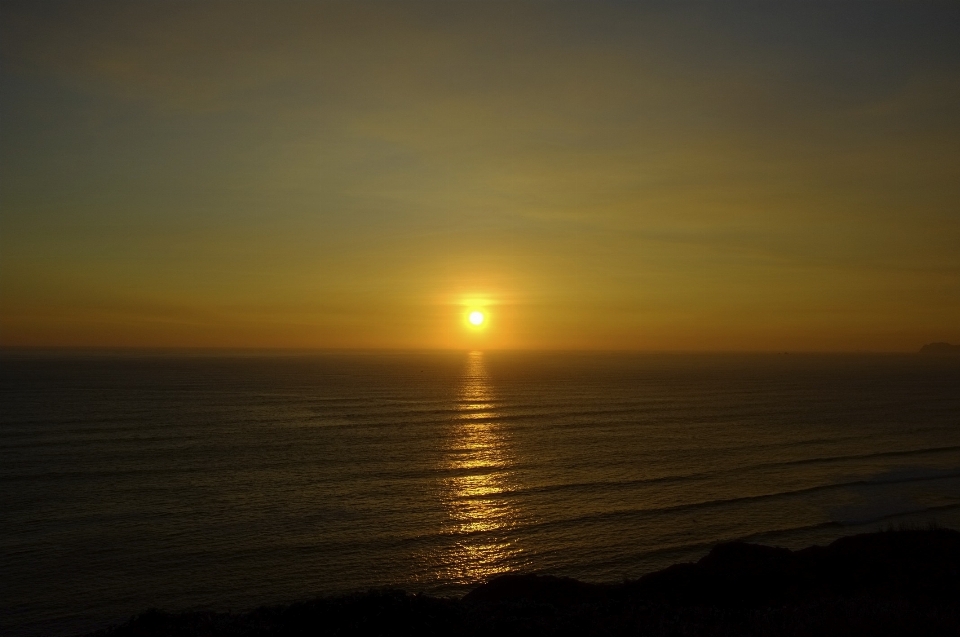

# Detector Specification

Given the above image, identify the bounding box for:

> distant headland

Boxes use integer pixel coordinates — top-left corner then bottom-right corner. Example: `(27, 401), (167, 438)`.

(919, 342), (960, 355)
(90, 528), (960, 637)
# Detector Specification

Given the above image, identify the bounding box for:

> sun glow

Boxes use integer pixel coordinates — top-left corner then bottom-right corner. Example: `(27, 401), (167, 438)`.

(459, 296), (493, 337)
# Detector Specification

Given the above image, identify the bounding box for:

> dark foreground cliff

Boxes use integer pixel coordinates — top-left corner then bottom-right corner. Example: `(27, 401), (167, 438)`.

(91, 528), (960, 637)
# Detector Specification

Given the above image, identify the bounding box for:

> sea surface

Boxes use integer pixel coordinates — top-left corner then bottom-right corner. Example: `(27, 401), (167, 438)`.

(2, 350), (959, 636)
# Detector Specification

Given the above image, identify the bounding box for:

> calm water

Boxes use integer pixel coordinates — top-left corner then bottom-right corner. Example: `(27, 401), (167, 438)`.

(2, 351), (960, 636)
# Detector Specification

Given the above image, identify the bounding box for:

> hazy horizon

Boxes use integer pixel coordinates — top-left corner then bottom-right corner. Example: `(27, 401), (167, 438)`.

(0, 344), (949, 355)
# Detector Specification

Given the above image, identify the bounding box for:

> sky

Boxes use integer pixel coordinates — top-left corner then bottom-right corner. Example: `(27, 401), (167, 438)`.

(2, 1), (959, 351)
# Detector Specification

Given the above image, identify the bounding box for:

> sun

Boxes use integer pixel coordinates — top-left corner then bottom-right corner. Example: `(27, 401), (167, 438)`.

(468, 311), (485, 326)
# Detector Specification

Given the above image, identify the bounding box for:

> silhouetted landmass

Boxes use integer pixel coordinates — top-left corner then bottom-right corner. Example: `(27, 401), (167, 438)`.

(90, 528), (960, 636)
(919, 342), (960, 355)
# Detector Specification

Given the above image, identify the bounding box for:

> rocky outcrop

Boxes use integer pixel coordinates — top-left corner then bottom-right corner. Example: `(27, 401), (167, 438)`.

(919, 342), (960, 355)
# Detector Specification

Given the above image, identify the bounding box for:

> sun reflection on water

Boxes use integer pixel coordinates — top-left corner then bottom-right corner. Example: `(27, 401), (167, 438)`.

(437, 350), (526, 586)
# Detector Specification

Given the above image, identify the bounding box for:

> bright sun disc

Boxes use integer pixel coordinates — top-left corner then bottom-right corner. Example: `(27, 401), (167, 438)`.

(468, 311), (485, 326)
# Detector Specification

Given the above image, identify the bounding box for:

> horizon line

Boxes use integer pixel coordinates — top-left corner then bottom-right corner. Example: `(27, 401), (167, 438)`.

(0, 345), (939, 356)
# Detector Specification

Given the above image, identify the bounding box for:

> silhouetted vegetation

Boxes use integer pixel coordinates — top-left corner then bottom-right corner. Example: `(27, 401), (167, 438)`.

(90, 528), (960, 636)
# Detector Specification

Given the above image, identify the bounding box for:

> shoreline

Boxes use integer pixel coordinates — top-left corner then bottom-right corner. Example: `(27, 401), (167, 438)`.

(90, 527), (960, 636)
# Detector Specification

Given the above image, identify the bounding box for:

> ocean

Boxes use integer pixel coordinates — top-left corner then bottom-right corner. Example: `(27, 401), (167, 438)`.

(2, 350), (959, 636)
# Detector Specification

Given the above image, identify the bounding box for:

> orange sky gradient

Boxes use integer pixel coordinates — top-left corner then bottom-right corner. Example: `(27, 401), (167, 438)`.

(2, 2), (959, 351)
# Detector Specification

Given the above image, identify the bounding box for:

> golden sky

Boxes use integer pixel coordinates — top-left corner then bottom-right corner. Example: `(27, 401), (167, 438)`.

(2, 2), (959, 351)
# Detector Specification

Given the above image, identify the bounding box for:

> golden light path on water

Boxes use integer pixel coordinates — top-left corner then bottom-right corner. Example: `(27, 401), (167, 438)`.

(435, 350), (527, 586)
